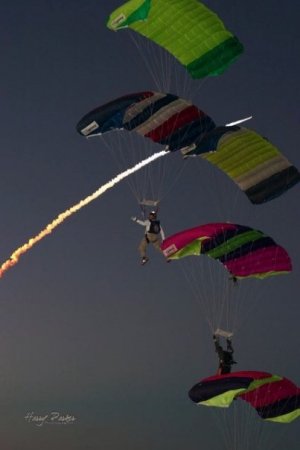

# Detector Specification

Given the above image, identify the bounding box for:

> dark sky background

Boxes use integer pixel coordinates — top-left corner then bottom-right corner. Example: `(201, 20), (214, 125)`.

(0, 1), (299, 449)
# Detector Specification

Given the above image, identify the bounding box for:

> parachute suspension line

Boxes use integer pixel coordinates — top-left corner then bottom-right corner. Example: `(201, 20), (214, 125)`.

(206, 261), (229, 331)
(238, 395), (268, 450)
(209, 405), (256, 450)
(232, 403), (257, 450)
(256, 401), (290, 450)
(165, 257), (231, 338)
(202, 258), (220, 331)
(193, 157), (241, 222)
(193, 158), (228, 220)
(186, 77), (209, 102)
(233, 403), (240, 450)
(214, 265), (240, 333)
(241, 402), (283, 450)
(101, 131), (185, 208)
(210, 401), (276, 450)
(157, 42), (173, 92)
(101, 133), (142, 204)
(215, 161), (243, 221)
(232, 278), (254, 334)
(139, 203), (146, 220)
(209, 408), (230, 450)
(207, 258), (225, 331)
(177, 248), (254, 333)
(129, 33), (157, 87)
(129, 33), (172, 92)
(128, 32), (208, 97)
(220, 273), (244, 334)
(156, 153), (188, 204)
(0, 150), (169, 278)
(102, 131), (157, 205)
(129, 133), (162, 204)
(218, 275), (231, 333)
(179, 256), (233, 333)
(229, 280), (243, 333)
(179, 239), (231, 332)
(222, 275), (277, 337)
(180, 261), (213, 332)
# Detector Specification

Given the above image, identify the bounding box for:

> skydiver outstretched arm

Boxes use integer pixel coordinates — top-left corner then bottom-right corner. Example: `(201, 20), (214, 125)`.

(131, 217), (148, 227)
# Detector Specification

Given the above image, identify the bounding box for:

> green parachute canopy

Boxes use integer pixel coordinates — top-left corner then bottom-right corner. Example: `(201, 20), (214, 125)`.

(107, 0), (243, 79)
(182, 126), (300, 204)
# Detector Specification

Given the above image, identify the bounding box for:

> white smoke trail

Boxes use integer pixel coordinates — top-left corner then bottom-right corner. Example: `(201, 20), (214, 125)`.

(0, 149), (169, 278)
(226, 116), (253, 127)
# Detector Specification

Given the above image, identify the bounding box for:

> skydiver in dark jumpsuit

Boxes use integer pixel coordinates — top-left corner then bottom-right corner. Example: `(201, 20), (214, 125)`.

(213, 334), (237, 375)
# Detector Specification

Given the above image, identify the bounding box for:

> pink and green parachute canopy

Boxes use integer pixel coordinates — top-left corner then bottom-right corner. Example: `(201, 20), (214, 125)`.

(189, 371), (300, 423)
(161, 223), (292, 279)
(107, 0), (243, 79)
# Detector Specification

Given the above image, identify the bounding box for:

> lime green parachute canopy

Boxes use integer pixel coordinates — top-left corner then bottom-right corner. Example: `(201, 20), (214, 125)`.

(107, 0), (244, 79)
(181, 126), (300, 204)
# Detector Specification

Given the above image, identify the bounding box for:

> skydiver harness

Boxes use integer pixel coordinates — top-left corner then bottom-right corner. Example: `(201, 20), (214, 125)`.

(149, 220), (161, 234)
(145, 220), (161, 242)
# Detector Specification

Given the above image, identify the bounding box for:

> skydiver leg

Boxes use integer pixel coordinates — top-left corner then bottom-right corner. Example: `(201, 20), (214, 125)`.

(138, 234), (162, 264)
(147, 233), (163, 253)
(221, 365), (231, 374)
(138, 236), (149, 264)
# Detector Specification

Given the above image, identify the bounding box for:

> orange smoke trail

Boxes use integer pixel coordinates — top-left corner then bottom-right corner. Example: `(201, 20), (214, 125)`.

(0, 150), (169, 278)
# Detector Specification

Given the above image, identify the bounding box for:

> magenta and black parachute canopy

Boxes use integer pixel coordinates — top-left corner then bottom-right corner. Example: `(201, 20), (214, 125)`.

(189, 370), (300, 423)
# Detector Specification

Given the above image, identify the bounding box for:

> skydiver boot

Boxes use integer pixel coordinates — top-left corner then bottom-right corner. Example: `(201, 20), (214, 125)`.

(141, 256), (149, 265)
